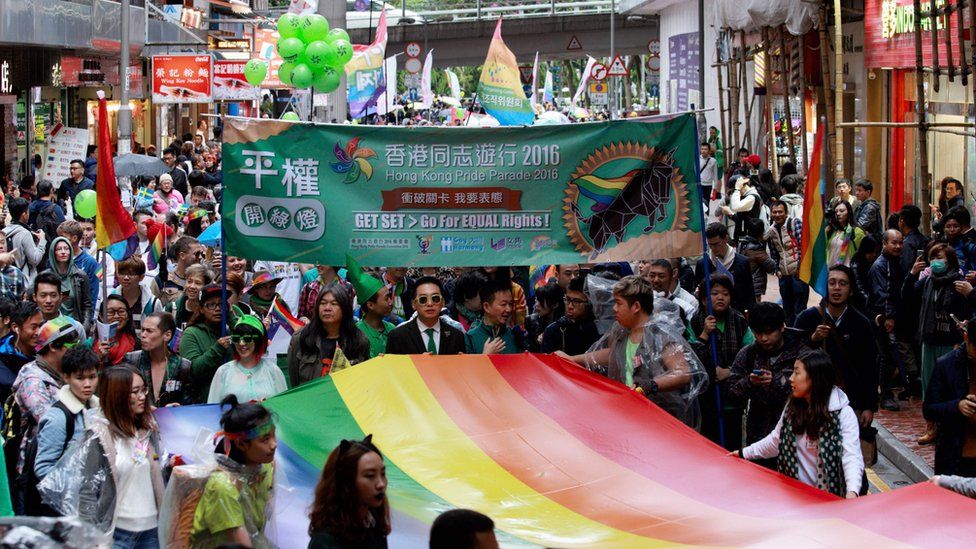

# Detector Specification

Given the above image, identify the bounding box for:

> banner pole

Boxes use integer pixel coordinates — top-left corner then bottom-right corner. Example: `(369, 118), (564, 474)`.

(464, 93), (480, 126)
(220, 210), (228, 338)
(691, 104), (725, 448)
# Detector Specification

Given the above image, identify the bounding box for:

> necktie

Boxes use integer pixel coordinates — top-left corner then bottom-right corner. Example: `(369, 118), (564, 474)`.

(424, 328), (437, 354)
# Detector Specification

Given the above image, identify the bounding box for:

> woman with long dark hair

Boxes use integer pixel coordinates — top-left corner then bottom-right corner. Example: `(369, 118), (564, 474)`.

(95, 294), (139, 366)
(826, 200), (864, 267)
(308, 436), (391, 548)
(40, 366), (165, 546)
(183, 395), (277, 548)
(730, 351), (864, 498)
(287, 284), (369, 387)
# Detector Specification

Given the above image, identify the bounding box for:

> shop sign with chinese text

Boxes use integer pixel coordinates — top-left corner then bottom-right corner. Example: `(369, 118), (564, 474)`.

(151, 55), (213, 103)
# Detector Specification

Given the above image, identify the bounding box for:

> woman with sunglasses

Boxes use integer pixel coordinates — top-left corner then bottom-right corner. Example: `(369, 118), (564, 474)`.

(94, 294), (139, 366)
(287, 284), (369, 387)
(208, 314), (286, 403)
(179, 284), (231, 403)
(41, 366), (165, 547)
(307, 435), (391, 548)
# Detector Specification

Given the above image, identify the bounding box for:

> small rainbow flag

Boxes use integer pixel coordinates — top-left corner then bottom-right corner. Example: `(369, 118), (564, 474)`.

(168, 327), (183, 353)
(95, 261), (104, 281)
(571, 170), (639, 212)
(798, 124), (828, 296)
(269, 296), (305, 335)
(147, 224), (167, 271)
(528, 264), (557, 294)
(183, 208), (208, 224)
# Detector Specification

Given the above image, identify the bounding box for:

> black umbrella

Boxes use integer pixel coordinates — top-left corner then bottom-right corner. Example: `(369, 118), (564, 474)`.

(113, 154), (169, 178)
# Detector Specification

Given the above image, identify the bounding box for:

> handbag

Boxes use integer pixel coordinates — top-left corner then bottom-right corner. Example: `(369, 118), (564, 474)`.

(859, 425), (878, 467)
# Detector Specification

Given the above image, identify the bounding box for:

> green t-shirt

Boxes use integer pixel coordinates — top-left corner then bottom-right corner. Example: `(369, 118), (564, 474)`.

(624, 339), (640, 387)
(191, 463), (274, 548)
(356, 319), (396, 359)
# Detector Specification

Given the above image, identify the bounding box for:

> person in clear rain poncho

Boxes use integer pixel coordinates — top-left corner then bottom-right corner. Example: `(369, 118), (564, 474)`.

(158, 394), (277, 549)
(557, 274), (707, 429)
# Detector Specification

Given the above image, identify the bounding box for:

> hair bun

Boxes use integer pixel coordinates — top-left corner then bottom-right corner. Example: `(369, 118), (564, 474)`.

(220, 394), (240, 409)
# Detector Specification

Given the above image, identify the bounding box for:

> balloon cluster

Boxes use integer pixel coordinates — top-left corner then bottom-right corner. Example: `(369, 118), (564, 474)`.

(243, 14), (352, 93)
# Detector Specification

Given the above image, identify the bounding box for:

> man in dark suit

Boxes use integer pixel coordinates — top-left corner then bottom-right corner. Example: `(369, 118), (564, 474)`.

(924, 320), (976, 477)
(386, 276), (465, 355)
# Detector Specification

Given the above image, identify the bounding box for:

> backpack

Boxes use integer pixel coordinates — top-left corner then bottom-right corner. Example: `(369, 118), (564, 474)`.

(35, 203), (61, 242)
(21, 401), (75, 516)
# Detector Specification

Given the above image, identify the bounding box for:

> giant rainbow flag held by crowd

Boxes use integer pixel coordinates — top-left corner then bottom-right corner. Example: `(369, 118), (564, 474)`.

(158, 354), (976, 547)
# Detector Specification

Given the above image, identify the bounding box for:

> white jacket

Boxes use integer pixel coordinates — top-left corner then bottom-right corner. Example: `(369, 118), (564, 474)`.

(743, 386), (864, 494)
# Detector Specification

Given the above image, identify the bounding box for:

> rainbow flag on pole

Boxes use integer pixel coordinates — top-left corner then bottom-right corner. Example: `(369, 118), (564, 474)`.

(157, 354), (976, 547)
(345, 9), (388, 118)
(798, 123), (828, 296)
(269, 296), (305, 335)
(475, 18), (534, 126)
(94, 91), (139, 261)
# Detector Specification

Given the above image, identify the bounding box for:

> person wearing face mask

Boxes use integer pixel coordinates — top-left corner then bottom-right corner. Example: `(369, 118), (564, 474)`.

(907, 243), (970, 444)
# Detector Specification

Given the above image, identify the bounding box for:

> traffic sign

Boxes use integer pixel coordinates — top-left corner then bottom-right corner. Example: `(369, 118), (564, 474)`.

(647, 39), (660, 55)
(405, 57), (422, 74)
(590, 63), (608, 81)
(405, 42), (421, 58)
(647, 56), (661, 71)
(519, 65), (534, 84)
(607, 55), (629, 77)
(566, 35), (582, 51)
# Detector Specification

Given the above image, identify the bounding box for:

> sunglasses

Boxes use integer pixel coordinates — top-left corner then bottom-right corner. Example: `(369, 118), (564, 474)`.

(415, 294), (443, 306)
(231, 334), (260, 344)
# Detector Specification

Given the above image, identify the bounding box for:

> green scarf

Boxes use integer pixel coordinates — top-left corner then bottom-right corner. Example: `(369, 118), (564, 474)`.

(249, 294), (273, 316)
(777, 410), (847, 497)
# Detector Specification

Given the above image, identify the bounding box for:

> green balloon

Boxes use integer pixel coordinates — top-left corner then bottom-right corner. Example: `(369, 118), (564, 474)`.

(282, 112), (300, 121)
(277, 14), (301, 39)
(329, 39), (353, 67)
(303, 41), (330, 70)
(300, 14), (330, 43)
(291, 63), (315, 89)
(277, 61), (296, 86)
(243, 59), (268, 86)
(313, 66), (341, 94)
(327, 28), (350, 44)
(75, 189), (97, 219)
(276, 37), (305, 62)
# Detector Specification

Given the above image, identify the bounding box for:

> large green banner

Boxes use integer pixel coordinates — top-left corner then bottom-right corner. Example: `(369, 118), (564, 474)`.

(222, 115), (704, 266)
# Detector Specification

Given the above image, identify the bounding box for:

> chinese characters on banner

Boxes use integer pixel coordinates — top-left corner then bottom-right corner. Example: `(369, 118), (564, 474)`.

(214, 60), (261, 100)
(222, 116), (704, 267)
(151, 55), (213, 103)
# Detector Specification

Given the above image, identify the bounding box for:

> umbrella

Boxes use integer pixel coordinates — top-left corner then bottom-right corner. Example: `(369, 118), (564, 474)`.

(197, 219), (222, 248)
(535, 111), (571, 126)
(467, 114), (500, 127)
(113, 154), (169, 178)
(571, 107), (590, 119)
(437, 96), (461, 107)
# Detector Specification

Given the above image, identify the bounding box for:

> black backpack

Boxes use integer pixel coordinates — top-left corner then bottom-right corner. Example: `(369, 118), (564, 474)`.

(1, 392), (23, 498)
(21, 401), (76, 516)
(35, 203), (61, 242)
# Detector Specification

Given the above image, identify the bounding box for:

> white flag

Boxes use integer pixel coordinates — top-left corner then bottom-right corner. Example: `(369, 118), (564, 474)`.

(287, 0), (317, 15)
(573, 56), (597, 105)
(529, 52), (539, 108)
(376, 55), (399, 115)
(420, 50), (434, 108)
(544, 68), (554, 104)
(445, 69), (462, 100)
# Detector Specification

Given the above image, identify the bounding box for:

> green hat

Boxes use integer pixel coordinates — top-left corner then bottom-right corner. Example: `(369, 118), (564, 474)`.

(345, 254), (385, 303)
(233, 313), (267, 338)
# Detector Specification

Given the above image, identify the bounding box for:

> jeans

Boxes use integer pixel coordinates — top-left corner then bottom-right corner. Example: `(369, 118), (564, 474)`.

(779, 276), (810, 327)
(113, 527), (159, 549)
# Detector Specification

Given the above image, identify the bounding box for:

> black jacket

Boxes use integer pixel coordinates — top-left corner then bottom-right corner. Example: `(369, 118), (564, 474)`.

(855, 198), (883, 237)
(540, 316), (600, 355)
(385, 318), (466, 355)
(695, 252), (756, 313)
(923, 348), (975, 475)
(794, 305), (879, 411)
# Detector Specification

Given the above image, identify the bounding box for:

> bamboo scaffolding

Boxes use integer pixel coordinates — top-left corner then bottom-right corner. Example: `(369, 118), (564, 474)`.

(915, 0), (933, 232)
(740, 30), (752, 152)
(782, 28), (797, 167)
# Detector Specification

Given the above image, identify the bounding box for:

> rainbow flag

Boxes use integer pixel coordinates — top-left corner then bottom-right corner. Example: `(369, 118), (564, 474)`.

(528, 264), (557, 294)
(157, 354), (976, 547)
(183, 208), (208, 224)
(269, 296), (305, 335)
(147, 225), (167, 271)
(798, 124), (828, 296)
(571, 170), (639, 212)
(94, 91), (139, 261)
(475, 19), (534, 126)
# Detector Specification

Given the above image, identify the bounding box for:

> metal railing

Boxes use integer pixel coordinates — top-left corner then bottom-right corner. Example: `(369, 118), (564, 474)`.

(261, 0), (613, 25)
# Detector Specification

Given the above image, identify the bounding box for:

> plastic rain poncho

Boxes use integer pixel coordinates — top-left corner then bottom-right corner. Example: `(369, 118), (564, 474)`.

(158, 429), (277, 549)
(36, 410), (165, 546)
(584, 289), (708, 429)
(0, 516), (101, 548)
